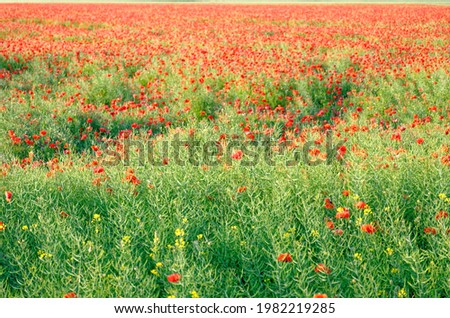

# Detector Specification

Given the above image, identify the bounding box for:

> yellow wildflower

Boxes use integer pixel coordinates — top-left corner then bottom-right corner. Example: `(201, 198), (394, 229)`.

(150, 269), (159, 276)
(175, 238), (186, 249)
(38, 250), (53, 260)
(175, 228), (185, 237)
(398, 288), (407, 298)
(121, 235), (131, 246)
(190, 291), (200, 298)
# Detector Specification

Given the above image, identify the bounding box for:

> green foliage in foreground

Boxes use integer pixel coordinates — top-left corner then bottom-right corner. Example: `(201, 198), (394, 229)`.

(1, 133), (450, 297)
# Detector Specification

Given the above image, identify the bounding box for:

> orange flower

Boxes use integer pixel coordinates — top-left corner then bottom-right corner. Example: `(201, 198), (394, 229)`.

(334, 229), (343, 236)
(325, 220), (334, 229)
(60, 211), (69, 218)
(237, 186), (247, 193)
(342, 190), (350, 197)
(64, 292), (77, 298)
(361, 224), (376, 234)
(167, 273), (181, 283)
(424, 227), (437, 235)
(0, 222), (5, 231)
(277, 253), (293, 263)
(314, 263), (331, 274)
(5, 191), (12, 202)
(92, 177), (102, 186)
(124, 169), (141, 185)
(435, 210), (448, 220)
(313, 294), (328, 298)
(441, 155), (450, 166)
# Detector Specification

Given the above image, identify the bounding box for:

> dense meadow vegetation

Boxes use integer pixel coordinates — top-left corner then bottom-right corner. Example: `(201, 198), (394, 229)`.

(0, 4), (449, 298)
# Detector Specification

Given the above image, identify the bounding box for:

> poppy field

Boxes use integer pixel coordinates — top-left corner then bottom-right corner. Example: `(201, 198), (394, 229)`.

(1, 3), (450, 298)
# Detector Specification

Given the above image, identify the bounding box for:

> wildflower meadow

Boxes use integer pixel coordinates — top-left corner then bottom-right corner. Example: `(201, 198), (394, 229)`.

(1, 3), (449, 298)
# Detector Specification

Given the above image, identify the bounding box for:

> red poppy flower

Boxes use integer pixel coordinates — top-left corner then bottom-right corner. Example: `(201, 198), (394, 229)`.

(324, 198), (334, 209)
(277, 253), (293, 263)
(424, 227), (437, 235)
(361, 224), (376, 234)
(93, 167), (104, 174)
(231, 150), (243, 160)
(342, 190), (350, 197)
(334, 229), (344, 236)
(124, 170), (141, 185)
(325, 220), (334, 229)
(416, 138), (424, 145)
(5, 191), (12, 203)
(313, 294), (328, 298)
(335, 208), (350, 219)
(337, 145), (347, 160)
(64, 292), (77, 298)
(435, 210), (448, 220)
(314, 263), (331, 274)
(391, 132), (401, 141)
(355, 201), (367, 209)
(167, 273), (181, 283)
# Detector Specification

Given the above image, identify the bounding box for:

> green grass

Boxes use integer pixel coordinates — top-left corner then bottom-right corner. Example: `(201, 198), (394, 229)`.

(1, 147), (450, 297)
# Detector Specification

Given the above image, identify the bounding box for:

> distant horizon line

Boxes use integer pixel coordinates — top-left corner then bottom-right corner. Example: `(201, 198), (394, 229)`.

(1, 0), (450, 3)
